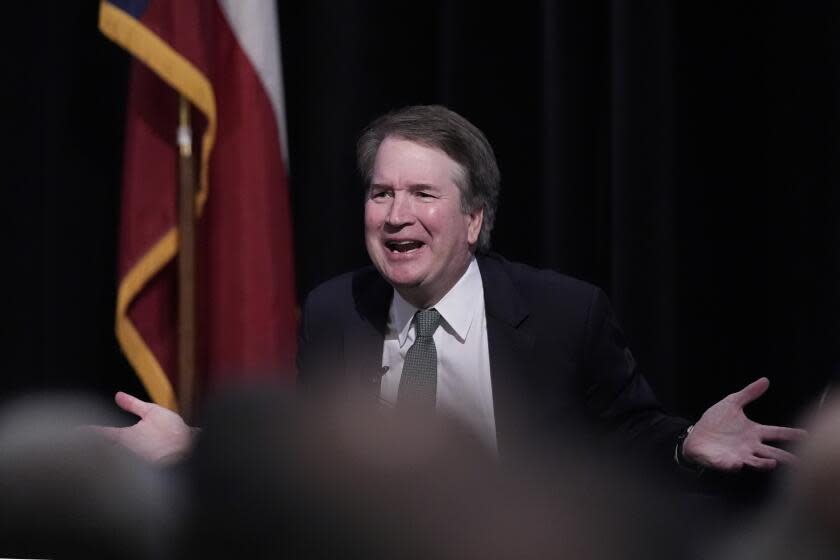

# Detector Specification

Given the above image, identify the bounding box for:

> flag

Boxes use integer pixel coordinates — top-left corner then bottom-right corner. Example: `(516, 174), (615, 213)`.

(99, 0), (297, 411)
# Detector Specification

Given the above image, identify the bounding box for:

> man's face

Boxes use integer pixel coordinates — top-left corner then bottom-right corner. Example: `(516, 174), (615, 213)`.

(364, 137), (483, 308)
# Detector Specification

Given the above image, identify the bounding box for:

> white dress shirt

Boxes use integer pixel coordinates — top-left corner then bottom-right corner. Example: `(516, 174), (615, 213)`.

(380, 257), (497, 454)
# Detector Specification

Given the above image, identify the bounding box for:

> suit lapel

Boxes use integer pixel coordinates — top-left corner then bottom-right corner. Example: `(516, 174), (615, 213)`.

(477, 255), (534, 457)
(347, 268), (393, 400)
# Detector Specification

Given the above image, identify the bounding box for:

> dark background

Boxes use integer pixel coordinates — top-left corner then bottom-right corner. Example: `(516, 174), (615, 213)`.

(4, 1), (838, 428)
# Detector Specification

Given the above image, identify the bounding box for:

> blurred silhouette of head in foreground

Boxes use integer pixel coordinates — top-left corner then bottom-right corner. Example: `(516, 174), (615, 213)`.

(711, 391), (840, 560)
(185, 382), (685, 560)
(0, 394), (177, 560)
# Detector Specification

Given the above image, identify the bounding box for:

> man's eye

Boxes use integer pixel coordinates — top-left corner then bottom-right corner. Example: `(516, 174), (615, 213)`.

(371, 191), (390, 199)
(416, 191), (435, 199)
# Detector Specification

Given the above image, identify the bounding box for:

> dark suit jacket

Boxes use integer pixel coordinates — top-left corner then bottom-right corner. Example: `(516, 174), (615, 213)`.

(297, 252), (689, 467)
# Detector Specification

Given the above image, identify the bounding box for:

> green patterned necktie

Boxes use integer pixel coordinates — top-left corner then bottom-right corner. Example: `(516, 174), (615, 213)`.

(397, 308), (442, 408)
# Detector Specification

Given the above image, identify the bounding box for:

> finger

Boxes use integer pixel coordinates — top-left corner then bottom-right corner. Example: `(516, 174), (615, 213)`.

(744, 456), (777, 470)
(76, 424), (119, 443)
(88, 425), (128, 445)
(114, 391), (153, 418)
(761, 425), (808, 442)
(732, 377), (770, 407)
(756, 444), (800, 466)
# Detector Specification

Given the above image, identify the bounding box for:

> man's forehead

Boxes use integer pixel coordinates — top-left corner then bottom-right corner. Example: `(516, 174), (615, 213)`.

(372, 137), (465, 186)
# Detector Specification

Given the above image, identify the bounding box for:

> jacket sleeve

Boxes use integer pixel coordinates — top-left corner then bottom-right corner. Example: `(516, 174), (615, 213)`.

(581, 287), (689, 466)
(295, 289), (344, 394)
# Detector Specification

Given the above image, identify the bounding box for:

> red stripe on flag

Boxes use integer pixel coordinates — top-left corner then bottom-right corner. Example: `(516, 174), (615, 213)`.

(117, 0), (297, 406)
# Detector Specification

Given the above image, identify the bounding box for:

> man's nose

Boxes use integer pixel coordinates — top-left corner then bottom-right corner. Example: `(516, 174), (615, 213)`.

(386, 193), (414, 226)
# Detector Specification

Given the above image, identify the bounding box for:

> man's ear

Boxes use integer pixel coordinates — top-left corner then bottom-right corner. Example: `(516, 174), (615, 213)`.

(466, 207), (484, 246)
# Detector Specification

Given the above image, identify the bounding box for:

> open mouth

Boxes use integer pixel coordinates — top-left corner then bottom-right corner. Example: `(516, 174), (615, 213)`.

(385, 240), (424, 253)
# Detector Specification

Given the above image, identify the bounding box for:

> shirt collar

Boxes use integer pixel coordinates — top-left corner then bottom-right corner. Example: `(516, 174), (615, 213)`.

(389, 257), (483, 347)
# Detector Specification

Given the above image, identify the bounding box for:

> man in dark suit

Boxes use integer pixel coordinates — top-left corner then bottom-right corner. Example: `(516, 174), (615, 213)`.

(103, 105), (805, 473)
(295, 104), (805, 471)
(297, 251), (691, 467)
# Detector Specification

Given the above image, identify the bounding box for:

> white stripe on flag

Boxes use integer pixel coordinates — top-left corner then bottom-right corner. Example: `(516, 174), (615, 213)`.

(217, 0), (289, 167)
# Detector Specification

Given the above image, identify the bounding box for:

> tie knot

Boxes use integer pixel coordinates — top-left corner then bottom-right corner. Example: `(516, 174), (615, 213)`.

(414, 308), (441, 338)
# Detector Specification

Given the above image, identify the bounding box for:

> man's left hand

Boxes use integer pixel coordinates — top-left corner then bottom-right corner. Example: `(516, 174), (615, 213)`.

(91, 392), (194, 464)
(682, 377), (807, 472)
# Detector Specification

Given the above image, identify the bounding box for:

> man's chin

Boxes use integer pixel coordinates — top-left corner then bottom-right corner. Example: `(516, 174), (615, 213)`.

(381, 274), (432, 305)
(384, 276), (423, 292)
(371, 258), (423, 286)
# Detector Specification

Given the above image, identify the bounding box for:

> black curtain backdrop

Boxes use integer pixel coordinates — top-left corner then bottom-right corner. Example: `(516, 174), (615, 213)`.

(4, 1), (838, 431)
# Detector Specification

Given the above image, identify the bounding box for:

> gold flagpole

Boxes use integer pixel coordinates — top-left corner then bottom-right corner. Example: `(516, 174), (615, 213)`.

(177, 94), (197, 422)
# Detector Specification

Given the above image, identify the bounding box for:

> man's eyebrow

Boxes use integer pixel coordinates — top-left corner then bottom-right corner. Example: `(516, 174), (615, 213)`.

(369, 182), (439, 191)
(407, 183), (439, 191)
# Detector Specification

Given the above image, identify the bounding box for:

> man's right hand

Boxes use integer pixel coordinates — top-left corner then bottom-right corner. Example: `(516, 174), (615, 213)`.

(92, 392), (194, 464)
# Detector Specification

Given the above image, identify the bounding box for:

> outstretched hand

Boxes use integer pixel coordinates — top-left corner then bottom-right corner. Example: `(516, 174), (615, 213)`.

(682, 377), (807, 472)
(91, 392), (194, 464)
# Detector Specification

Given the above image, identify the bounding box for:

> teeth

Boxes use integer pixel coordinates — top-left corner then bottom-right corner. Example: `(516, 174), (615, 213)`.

(386, 241), (422, 253)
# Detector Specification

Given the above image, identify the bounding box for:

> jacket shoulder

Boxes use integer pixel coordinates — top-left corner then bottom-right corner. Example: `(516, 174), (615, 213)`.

(304, 266), (378, 307)
(301, 265), (391, 330)
(479, 252), (603, 311)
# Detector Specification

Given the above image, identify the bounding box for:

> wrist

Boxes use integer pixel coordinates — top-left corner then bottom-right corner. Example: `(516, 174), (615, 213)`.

(675, 424), (705, 474)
